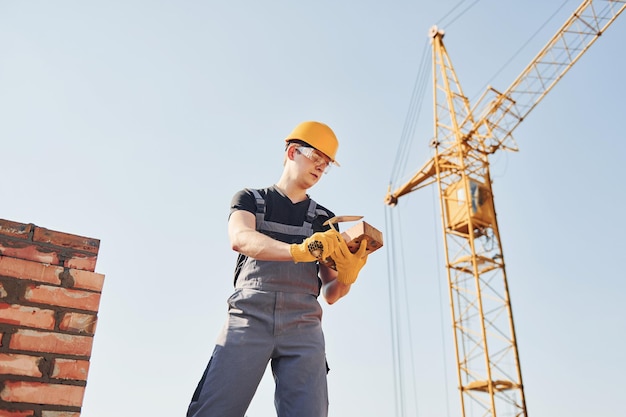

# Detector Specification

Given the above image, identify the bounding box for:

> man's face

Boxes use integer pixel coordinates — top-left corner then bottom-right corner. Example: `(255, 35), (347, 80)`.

(289, 144), (330, 188)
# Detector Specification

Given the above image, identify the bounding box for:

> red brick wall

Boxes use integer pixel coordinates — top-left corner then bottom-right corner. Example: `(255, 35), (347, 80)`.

(0, 219), (104, 417)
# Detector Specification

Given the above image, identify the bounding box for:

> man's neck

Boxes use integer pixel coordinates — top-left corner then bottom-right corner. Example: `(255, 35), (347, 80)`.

(274, 181), (308, 204)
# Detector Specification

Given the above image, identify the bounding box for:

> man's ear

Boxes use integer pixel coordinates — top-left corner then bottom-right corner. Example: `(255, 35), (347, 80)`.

(286, 143), (298, 161)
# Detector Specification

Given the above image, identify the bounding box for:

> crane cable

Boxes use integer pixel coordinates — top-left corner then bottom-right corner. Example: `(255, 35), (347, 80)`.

(470, 0), (572, 102)
(437, 0), (483, 28)
(385, 37), (431, 417)
(389, 0), (490, 189)
(388, 41), (431, 188)
(386, 2), (487, 416)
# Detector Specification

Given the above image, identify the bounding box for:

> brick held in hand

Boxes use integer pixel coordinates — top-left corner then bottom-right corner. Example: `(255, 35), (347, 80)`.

(320, 221), (383, 270)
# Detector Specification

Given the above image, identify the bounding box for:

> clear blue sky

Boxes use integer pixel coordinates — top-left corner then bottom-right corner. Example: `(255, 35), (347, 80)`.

(1, 1), (625, 416)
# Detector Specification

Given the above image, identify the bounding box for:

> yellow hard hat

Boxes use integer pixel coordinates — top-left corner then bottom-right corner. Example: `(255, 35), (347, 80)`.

(285, 121), (340, 166)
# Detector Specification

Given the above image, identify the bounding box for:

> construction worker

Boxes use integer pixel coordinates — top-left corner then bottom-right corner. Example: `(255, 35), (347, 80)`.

(187, 121), (369, 417)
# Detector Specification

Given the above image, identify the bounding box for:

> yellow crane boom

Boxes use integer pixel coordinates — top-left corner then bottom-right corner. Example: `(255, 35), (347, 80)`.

(385, 1), (625, 417)
(387, 0), (626, 203)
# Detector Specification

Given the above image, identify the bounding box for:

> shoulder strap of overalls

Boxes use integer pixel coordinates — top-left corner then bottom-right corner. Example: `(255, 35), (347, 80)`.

(250, 188), (321, 236)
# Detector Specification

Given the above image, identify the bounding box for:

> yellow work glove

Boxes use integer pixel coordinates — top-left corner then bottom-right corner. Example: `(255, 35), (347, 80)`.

(333, 239), (368, 285)
(290, 229), (342, 263)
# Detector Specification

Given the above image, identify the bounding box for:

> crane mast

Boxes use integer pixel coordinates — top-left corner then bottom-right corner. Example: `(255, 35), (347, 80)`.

(385, 1), (626, 417)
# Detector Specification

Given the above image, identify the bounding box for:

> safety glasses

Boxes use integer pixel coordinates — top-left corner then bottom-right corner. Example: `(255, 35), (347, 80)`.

(295, 146), (332, 174)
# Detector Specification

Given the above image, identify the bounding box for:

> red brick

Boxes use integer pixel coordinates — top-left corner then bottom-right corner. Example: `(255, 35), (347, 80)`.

(0, 303), (55, 330)
(68, 269), (104, 292)
(0, 410), (35, 417)
(24, 285), (101, 312)
(32, 227), (99, 254)
(0, 242), (60, 267)
(0, 353), (42, 377)
(59, 312), (97, 335)
(9, 329), (93, 357)
(0, 381), (85, 407)
(51, 358), (89, 381)
(0, 220), (33, 240)
(41, 412), (80, 417)
(0, 257), (62, 285)
(64, 254), (97, 272)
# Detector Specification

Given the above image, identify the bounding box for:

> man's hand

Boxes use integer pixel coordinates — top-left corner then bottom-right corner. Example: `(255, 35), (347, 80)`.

(333, 238), (368, 285)
(290, 229), (342, 263)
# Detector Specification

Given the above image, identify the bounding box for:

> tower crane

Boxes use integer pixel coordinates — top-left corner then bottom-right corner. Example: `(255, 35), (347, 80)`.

(384, 1), (626, 416)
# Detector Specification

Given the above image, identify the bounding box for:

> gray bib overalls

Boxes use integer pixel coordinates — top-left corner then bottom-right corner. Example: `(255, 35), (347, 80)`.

(187, 189), (330, 417)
